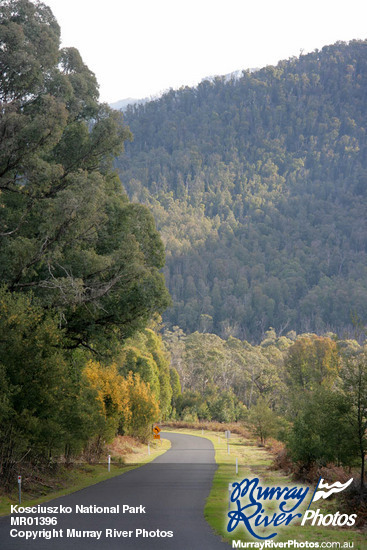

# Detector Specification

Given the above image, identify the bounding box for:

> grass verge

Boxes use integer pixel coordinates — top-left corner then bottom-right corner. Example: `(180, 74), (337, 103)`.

(163, 427), (366, 548)
(0, 437), (170, 517)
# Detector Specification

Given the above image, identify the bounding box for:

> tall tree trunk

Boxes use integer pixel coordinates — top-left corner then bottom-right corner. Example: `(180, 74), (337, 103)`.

(361, 450), (365, 493)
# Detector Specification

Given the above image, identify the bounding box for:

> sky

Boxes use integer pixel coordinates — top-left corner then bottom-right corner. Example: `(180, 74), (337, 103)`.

(44, 0), (367, 104)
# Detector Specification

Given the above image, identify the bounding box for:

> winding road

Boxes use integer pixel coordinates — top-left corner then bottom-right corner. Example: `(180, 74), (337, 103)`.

(0, 432), (230, 549)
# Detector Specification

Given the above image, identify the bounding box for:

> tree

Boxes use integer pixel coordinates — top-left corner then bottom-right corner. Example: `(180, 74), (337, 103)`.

(143, 329), (172, 419)
(84, 361), (159, 443)
(118, 347), (160, 398)
(285, 387), (357, 468)
(118, 328), (173, 419)
(0, 0), (171, 480)
(120, 372), (159, 441)
(285, 335), (340, 391)
(247, 397), (278, 445)
(117, 40), (367, 341)
(170, 367), (181, 413)
(341, 351), (367, 490)
(208, 389), (237, 423)
(0, 288), (102, 481)
(0, 0), (170, 353)
(83, 360), (130, 438)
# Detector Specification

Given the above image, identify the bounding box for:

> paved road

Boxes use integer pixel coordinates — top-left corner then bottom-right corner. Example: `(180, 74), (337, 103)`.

(0, 433), (230, 549)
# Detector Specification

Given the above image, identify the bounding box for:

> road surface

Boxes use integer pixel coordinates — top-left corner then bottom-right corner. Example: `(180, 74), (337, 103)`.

(0, 432), (230, 549)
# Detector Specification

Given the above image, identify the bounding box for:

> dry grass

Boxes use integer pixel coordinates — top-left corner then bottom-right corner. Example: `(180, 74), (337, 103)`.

(107, 435), (145, 458)
(162, 420), (251, 438)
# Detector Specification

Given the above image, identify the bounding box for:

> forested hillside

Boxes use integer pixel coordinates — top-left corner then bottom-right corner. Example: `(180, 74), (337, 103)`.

(117, 40), (367, 341)
(2, 1), (366, 507)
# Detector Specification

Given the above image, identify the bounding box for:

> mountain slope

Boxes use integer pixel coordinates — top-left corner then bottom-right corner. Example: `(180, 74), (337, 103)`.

(116, 40), (367, 341)
(110, 97), (148, 111)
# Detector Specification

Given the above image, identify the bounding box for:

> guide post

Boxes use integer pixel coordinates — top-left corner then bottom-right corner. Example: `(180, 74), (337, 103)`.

(17, 475), (21, 505)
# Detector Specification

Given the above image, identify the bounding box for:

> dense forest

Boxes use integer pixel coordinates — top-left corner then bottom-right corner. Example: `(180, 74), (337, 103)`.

(0, 0), (174, 482)
(1, 0), (366, 501)
(116, 40), (367, 341)
(115, 43), (367, 490)
(163, 327), (366, 487)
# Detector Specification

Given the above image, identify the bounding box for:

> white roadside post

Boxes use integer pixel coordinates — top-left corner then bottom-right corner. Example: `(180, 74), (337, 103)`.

(225, 430), (231, 454)
(18, 475), (21, 504)
(108, 455), (111, 472)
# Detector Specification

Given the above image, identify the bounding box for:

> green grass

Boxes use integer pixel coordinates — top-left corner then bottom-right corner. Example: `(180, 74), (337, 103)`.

(0, 438), (170, 517)
(163, 427), (366, 549)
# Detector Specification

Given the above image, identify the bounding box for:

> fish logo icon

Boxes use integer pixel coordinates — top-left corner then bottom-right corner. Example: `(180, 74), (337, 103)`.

(309, 477), (353, 507)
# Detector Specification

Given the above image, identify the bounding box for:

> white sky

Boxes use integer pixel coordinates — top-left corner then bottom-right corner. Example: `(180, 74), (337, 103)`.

(44, 0), (367, 104)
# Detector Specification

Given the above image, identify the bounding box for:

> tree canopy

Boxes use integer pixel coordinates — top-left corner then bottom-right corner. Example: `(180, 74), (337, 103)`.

(116, 40), (367, 341)
(0, 0), (172, 481)
(0, 0), (170, 352)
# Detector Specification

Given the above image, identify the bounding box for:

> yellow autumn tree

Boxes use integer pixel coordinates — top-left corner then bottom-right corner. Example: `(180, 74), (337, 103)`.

(120, 372), (160, 441)
(84, 361), (159, 442)
(84, 360), (131, 440)
(118, 328), (173, 420)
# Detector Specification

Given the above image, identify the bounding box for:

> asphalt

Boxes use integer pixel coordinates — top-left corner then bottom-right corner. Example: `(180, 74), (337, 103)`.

(0, 432), (230, 549)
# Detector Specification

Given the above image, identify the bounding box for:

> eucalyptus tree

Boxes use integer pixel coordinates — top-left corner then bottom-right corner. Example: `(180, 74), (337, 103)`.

(0, 0), (170, 352)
